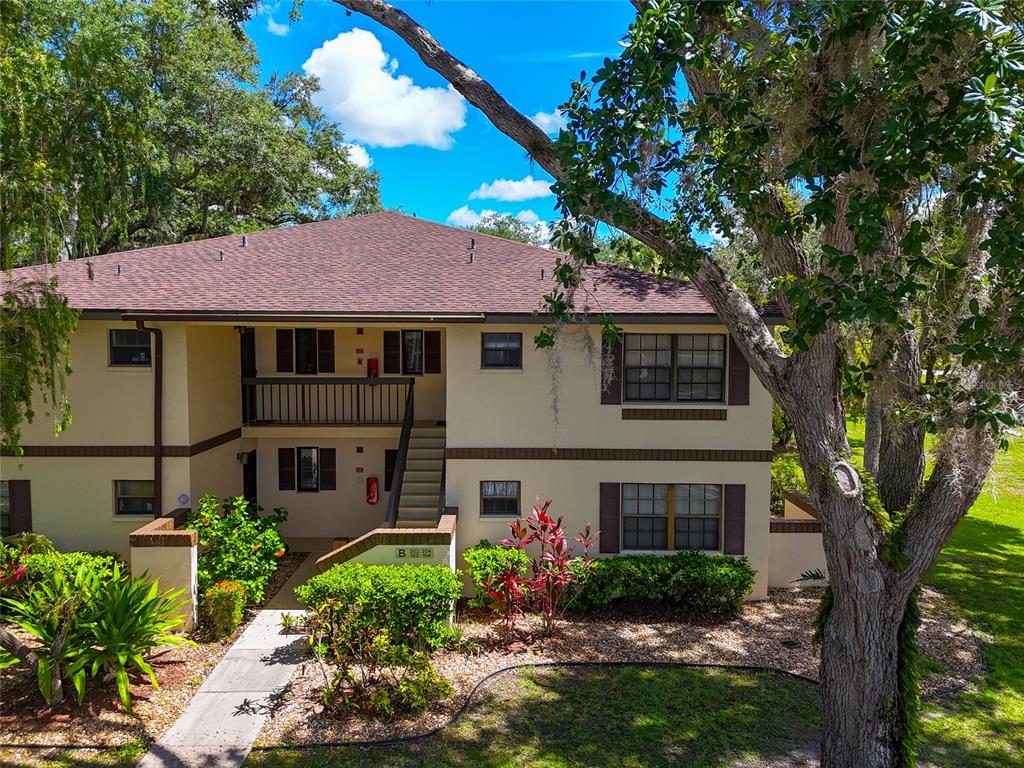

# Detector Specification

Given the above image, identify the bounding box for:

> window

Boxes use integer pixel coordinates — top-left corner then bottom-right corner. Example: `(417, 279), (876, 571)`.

(109, 329), (151, 367)
(676, 334), (725, 402)
(294, 329), (318, 374)
(403, 330), (423, 375)
(0, 481), (10, 537)
(674, 484), (722, 550)
(480, 481), (520, 516)
(481, 333), (523, 369)
(297, 447), (319, 492)
(622, 483), (669, 549)
(623, 333), (726, 402)
(624, 334), (672, 401)
(114, 480), (155, 516)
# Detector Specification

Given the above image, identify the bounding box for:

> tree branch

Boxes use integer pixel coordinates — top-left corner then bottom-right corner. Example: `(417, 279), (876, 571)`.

(334, 0), (789, 391)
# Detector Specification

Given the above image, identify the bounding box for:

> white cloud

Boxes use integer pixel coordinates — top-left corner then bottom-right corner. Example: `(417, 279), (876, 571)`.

(515, 209), (551, 244)
(530, 109), (567, 135)
(469, 175), (553, 202)
(303, 29), (466, 149)
(342, 143), (372, 169)
(266, 17), (290, 37)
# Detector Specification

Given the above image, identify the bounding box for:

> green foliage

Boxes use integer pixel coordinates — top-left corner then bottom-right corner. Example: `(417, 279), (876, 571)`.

(467, 213), (547, 246)
(771, 402), (794, 449)
(2, 531), (57, 554)
(5, 550), (121, 597)
(295, 563), (462, 651)
(203, 580), (247, 639)
(462, 539), (530, 609)
(1, 562), (190, 710)
(770, 452), (808, 517)
(186, 494), (287, 604)
(567, 552), (755, 615)
(1, 0), (380, 268)
(1, 281), (78, 455)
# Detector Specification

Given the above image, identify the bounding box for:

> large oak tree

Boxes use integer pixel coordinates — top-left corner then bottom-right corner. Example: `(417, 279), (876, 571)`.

(273, 1), (1023, 766)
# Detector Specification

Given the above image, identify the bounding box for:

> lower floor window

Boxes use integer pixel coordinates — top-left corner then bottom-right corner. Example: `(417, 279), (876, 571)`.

(298, 447), (319, 492)
(115, 480), (155, 516)
(0, 481), (10, 536)
(622, 482), (722, 551)
(481, 480), (520, 516)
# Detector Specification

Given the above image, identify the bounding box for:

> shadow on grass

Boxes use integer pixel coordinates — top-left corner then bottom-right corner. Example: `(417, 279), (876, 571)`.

(248, 666), (821, 768)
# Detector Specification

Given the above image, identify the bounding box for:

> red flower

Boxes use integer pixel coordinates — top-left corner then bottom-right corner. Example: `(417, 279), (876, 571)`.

(275, 549), (286, 558)
(250, 544), (259, 552)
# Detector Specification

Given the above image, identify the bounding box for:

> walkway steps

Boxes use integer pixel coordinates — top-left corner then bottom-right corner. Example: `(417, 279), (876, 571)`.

(396, 423), (446, 528)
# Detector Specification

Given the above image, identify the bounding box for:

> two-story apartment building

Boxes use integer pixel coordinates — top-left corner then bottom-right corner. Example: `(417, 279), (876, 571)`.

(1, 212), (787, 597)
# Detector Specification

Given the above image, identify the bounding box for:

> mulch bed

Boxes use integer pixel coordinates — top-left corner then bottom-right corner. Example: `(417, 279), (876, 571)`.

(0, 551), (308, 762)
(256, 585), (981, 746)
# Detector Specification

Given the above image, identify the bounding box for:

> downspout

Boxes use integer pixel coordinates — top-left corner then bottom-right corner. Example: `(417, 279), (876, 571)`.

(136, 320), (163, 517)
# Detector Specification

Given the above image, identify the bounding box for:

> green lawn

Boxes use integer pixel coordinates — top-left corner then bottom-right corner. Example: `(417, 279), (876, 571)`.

(248, 666), (820, 768)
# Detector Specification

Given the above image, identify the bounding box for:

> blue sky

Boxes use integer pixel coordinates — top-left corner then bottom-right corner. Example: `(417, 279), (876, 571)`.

(247, 1), (635, 237)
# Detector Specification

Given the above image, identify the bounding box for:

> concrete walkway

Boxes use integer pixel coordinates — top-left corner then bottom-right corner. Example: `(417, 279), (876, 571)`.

(137, 554), (320, 768)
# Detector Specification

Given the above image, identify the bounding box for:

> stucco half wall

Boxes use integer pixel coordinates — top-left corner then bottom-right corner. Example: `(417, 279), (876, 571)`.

(446, 458), (771, 599)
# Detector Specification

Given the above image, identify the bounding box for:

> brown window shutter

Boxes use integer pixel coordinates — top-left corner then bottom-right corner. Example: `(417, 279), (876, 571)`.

(276, 329), (294, 373)
(319, 448), (336, 491)
(9, 480), (32, 533)
(384, 448), (397, 492)
(723, 484), (746, 554)
(424, 330), (442, 374)
(728, 336), (750, 406)
(599, 482), (621, 553)
(317, 330), (335, 373)
(601, 337), (623, 404)
(383, 330), (401, 374)
(278, 448), (296, 491)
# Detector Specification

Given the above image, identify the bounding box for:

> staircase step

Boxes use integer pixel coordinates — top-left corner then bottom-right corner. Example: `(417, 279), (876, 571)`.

(409, 437), (446, 449)
(407, 447), (444, 459)
(402, 481), (441, 494)
(406, 459), (443, 471)
(404, 470), (441, 482)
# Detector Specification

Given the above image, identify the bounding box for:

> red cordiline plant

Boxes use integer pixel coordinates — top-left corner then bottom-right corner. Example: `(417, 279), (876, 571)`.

(492, 499), (597, 636)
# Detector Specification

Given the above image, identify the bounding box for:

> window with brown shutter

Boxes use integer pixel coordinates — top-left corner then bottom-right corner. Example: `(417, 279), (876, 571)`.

(601, 338), (623, 404)
(276, 330), (294, 373)
(383, 330), (401, 374)
(424, 330), (442, 374)
(728, 336), (750, 405)
(723, 484), (746, 554)
(7, 479), (32, 534)
(599, 482), (621, 553)
(319, 448), (337, 490)
(317, 330), (335, 373)
(278, 447), (296, 490)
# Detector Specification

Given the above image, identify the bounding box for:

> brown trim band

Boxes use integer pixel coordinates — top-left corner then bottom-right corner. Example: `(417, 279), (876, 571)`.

(621, 408), (727, 421)
(770, 519), (822, 533)
(446, 447), (773, 462)
(4, 427), (242, 459)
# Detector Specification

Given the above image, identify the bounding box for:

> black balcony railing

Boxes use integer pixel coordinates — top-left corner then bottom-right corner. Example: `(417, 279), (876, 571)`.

(242, 377), (414, 426)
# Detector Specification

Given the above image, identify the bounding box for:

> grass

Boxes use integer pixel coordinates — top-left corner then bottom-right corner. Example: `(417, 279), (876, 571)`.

(247, 666), (820, 768)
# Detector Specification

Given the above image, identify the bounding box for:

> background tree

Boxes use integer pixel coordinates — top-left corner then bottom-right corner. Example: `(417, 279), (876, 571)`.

(306, 2), (1022, 767)
(467, 212), (548, 246)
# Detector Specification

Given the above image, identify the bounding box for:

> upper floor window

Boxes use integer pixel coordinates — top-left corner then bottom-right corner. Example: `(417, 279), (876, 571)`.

(109, 329), (151, 367)
(295, 329), (318, 374)
(276, 329), (335, 374)
(403, 330), (423, 375)
(481, 332), (523, 369)
(114, 480), (155, 516)
(623, 333), (725, 402)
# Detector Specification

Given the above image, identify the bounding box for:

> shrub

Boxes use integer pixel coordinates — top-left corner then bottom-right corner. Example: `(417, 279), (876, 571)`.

(186, 494), (288, 603)
(568, 551), (755, 616)
(295, 563), (461, 651)
(1, 562), (190, 710)
(770, 452), (808, 517)
(203, 580), (247, 638)
(2, 531), (57, 554)
(462, 539), (529, 608)
(9, 550), (121, 596)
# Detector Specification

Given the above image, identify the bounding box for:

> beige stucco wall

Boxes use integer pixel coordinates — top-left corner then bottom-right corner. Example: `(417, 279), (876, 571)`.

(189, 439), (243, 508)
(255, 436), (397, 540)
(131, 544), (198, 631)
(445, 323), (772, 450)
(186, 325), (241, 442)
(446, 458), (771, 599)
(252, 325), (446, 423)
(783, 497), (816, 520)
(768, 531), (827, 587)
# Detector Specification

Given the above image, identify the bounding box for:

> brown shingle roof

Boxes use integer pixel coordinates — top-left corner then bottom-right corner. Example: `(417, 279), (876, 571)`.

(7, 211), (723, 318)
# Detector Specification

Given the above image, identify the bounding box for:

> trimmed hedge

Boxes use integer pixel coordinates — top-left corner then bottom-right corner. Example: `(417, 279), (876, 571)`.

(462, 539), (530, 607)
(567, 551), (755, 615)
(294, 563), (462, 650)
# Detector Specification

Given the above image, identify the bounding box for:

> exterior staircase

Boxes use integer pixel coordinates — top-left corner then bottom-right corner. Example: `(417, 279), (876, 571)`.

(395, 423), (446, 528)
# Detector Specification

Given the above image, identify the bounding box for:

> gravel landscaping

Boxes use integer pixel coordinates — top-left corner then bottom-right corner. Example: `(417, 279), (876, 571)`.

(0, 551), (308, 765)
(255, 585), (980, 746)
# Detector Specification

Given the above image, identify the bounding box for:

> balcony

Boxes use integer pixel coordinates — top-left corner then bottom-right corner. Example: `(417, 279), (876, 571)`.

(242, 377), (414, 426)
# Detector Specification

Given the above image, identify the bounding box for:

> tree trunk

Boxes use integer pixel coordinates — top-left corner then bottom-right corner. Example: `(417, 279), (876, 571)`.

(863, 388), (882, 475)
(819, 574), (906, 768)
